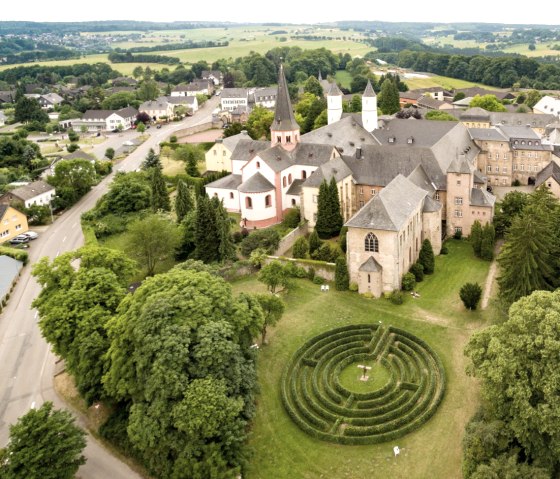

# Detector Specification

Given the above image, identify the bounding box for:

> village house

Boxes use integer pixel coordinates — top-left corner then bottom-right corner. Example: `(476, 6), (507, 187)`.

(139, 97), (174, 120)
(205, 130), (254, 173)
(166, 95), (199, 114)
(460, 108), (557, 134)
(71, 107), (138, 131)
(535, 160), (560, 198)
(201, 70), (223, 85)
(533, 95), (560, 118)
(221, 88), (249, 112)
(38, 92), (64, 109)
(253, 87), (277, 109)
(0, 180), (55, 209)
(0, 205), (29, 243)
(171, 80), (214, 97)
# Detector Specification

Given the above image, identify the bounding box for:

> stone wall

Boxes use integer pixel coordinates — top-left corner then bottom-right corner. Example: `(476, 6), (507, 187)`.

(274, 223), (308, 256)
(171, 121), (214, 140)
(264, 255), (336, 281)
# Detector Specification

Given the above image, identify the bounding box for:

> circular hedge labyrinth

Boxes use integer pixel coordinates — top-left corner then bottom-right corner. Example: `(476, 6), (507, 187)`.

(281, 324), (446, 445)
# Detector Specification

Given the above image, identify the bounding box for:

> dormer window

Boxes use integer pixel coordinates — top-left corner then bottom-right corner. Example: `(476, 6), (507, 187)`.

(388, 137), (395, 143)
(407, 137), (414, 144)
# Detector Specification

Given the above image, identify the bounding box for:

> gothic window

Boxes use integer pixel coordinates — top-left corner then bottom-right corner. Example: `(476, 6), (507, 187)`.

(365, 232), (379, 252)
(302, 170), (307, 179)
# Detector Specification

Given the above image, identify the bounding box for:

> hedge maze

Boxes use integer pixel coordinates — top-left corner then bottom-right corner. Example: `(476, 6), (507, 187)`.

(281, 324), (446, 445)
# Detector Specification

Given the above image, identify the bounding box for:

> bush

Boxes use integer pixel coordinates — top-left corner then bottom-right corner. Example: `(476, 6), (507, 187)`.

(307, 267), (316, 281)
(240, 229), (281, 257)
(440, 244), (449, 254)
(282, 208), (300, 229)
(94, 160), (112, 176)
(170, 135), (177, 143)
(512, 179), (521, 186)
(338, 226), (348, 253)
(308, 229), (322, 255)
(66, 143), (79, 153)
(0, 246), (29, 265)
(335, 257), (349, 291)
(232, 231), (243, 243)
(401, 272), (416, 291)
(67, 129), (79, 142)
(249, 248), (268, 269)
(418, 239), (435, 274)
(390, 291), (404, 305)
(313, 276), (325, 285)
(349, 282), (359, 292)
(459, 282), (482, 310)
(105, 147), (115, 160)
(311, 243), (340, 263)
(292, 236), (309, 259)
(453, 229), (463, 240)
(409, 262), (424, 282)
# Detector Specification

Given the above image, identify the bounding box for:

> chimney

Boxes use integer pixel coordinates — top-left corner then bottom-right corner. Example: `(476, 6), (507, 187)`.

(356, 146), (362, 159)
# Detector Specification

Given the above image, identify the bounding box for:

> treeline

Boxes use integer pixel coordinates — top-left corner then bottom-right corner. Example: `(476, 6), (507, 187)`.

(0, 62), (119, 86)
(2, 48), (78, 65)
(377, 50), (560, 89)
(114, 40), (228, 54)
(108, 52), (180, 65)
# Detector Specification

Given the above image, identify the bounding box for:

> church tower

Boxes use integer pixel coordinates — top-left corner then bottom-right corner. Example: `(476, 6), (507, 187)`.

(327, 82), (343, 125)
(270, 64), (300, 151)
(362, 80), (378, 132)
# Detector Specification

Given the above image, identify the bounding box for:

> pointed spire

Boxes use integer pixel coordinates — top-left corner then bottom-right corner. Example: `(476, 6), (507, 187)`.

(327, 82), (343, 96)
(272, 64), (299, 132)
(363, 79), (376, 97)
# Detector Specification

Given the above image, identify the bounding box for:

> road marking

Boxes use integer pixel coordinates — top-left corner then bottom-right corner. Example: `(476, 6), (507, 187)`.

(34, 311), (38, 320)
(72, 223), (77, 229)
(30, 401), (35, 409)
(62, 236), (67, 243)
(56, 251), (60, 257)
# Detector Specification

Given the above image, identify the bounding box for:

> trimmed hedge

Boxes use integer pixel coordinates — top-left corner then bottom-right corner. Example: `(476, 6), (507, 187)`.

(281, 324), (446, 445)
(0, 246), (29, 265)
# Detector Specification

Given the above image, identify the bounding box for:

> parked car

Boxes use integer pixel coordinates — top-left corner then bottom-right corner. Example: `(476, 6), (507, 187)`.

(10, 235), (30, 245)
(23, 231), (38, 240)
(156, 124), (162, 129)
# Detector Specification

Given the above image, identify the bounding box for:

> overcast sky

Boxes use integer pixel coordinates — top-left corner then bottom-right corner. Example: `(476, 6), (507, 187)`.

(3, 0), (559, 26)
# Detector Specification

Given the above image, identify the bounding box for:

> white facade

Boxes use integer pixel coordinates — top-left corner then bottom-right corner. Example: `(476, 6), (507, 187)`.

(327, 93), (343, 125)
(207, 188), (239, 212)
(362, 95), (378, 133)
(240, 190), (276, 222)
(221, 94), (248, 112)
(534, 96), (560, 118)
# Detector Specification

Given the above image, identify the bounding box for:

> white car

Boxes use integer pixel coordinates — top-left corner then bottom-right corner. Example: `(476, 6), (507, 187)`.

(23, 231), (38, 240)
(123, 140), (134, 146)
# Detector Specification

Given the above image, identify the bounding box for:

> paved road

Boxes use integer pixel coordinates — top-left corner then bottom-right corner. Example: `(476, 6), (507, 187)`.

(0, 96), (218, 477)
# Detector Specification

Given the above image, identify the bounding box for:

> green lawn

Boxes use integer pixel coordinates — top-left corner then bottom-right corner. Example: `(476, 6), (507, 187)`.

(403, 75), (495, 92)
(232, 239), (492, 479)
(335, 70), (353, 89)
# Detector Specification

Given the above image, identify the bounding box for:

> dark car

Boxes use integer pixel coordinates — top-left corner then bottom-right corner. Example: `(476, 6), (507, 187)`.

(10, 234), (30, 245)
(156, 124), (162, 129)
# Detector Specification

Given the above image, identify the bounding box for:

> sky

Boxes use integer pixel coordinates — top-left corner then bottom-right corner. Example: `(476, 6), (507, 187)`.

(3, 0), (560, 26)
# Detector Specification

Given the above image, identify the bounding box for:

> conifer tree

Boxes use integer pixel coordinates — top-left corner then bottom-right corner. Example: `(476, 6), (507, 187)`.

(175, 180), (193, 223)
(194, 195), (219, 263)
(329, 177), (343, 237)
(142, 148), (161, 170)
(470, 220), (483, 257)
(378, 78), (400, 115)
(480, 224), (495, 261)
(212, 196), (235, 262)
(315, 178), (343, 239)
(150, 165), (170, 211)
(335, 256), (350, 291)
(418, 239), (435, 274)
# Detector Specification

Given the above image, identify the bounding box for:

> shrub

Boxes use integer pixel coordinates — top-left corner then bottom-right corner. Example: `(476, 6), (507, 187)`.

(308, 229), (322, 255)
(292, 236), (309, 259)
(67, 129), (79, 142)
(335, 257), (349, 291)
(66, 143), (79, 153)
(409, 262), (424, 282)
(311, 243), (340, 263)
(282, 208), (300, 229)
(401, 272), (416, 291)
(104, 147), (115, 160)
(94, 160), (112, 176)
(418, 239), (435, 274)
(0, 246), (29, 265)
(249, 248), (268, 269)
(349, 282), (359, 292)
(454, 229), (463, 240)
(390, 291), (404, 305)
(240, 229), (281, 257)
(232, 231), (243, 243)
(170, 135), (177, 143)
(307, 267), (316, 281)
(460, 282), (482, 310)
(512, 179), (521, 186)
(440, 244), (449, 255)
(313, 276), (325, 285)
(338, 226), (348, 253)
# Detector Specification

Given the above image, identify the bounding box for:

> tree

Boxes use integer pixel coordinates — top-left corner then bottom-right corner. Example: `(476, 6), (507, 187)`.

(240, 229), (281, 257)
(335, 257), (349, 291)
(418, 239), (435, 274)
(136, 122), (146, 133)
(493, 190), (528, 237)
(292, 236), (309, 259)
(0, 402), (86, 479)
(465, 290), (560, 471)
(349, 94), (362, 113)
(315, 178), (343, 239)
(470, 220), (483, 257)
(470, 454), (549, 479)
(137, 79), (159, 101)
(246, 106), (274, 140)
(303, 75), (323, 97)
(350, 75), (368, 94)
(48, 159), (97, 208)
(103, 267), (263, 477)
(469, 94), (507, 112)
(480, 224), (495, 261)
(95, 171), (151, 215)
(104, 147), (115, 160)
(101, 91), (139, 110)
(175, 211), (197, 261)
(308, 229), (322, 255)
(459, 282), (482, 310)
(255, 293), (285, 344)
(453, 92), (466, 102)
(425, 110), (458, 121)
(312, 109), (328, 130)
(186, 152), (200, 177)
(150, 165), (170, 212)
(525, 90), (542, 108)
(14, 96), (49, 125)
(497, 210), (556, 304)
(132, 65), (144, 79)
(194, 194), (219, 263)
(126, 214), (182, 276)
(212, 196), (235, 262)
(258, 261), (291, 294)
(175, 180), (194, 223)
(378, 78), (400, 115)
(142, 148), (161, 170)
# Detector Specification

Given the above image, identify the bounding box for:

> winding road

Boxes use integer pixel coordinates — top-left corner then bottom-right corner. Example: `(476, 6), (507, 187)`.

(0, 96), (219, 478)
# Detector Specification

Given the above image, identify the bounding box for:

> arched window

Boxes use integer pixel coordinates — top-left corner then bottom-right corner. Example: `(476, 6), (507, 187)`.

(265, 195), (272, 207)
(229, 192), (234, 199)
(256, 161), (260, 168)
(291, 198), (296, 206)
(365, 232), (379, 252)
(283, 177), (287, 187)
(302, 170), (307, 179)
(245, 196), (253, 209)
(288, 173), (292, 184)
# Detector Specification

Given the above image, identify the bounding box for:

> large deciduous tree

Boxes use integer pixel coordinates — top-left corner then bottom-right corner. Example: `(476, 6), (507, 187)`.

(469, 94), (507, 112)
(0, 402), (86, 479)
(255, 293), (285, 344)
(465, 290), (560, 471)
(103, 267), (264, 478)
(48, 159), (97, 208)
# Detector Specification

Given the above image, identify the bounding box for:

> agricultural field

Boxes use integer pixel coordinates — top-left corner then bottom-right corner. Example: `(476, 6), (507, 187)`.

(402, 74), (490, 91)
(233, 239), (495, 478)
(0, 26), (373, 75)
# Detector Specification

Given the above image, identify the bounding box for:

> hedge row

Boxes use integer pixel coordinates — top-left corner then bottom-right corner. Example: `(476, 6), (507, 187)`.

(0, 246), (29, 265)
(281, 324), (446, 445)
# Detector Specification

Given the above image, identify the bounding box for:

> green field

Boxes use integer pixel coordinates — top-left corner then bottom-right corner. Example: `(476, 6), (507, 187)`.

(233, 239), (493, 479)
(403, 74), (489, 91)
(0, 26), (372, 76)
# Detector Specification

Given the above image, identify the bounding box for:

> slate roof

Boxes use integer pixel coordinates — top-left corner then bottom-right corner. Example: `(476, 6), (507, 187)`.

(535, 161), (560, 187)
(205, 174), (242, 190)
(166, 96), (197, 105)
(457, 87), (515, 101)
(399, 91), (423, 101)
(468, 128), (508, 142)
(42, 92), (64, 104)
(221, 88), (249, 99)
(222, 131), (250, 152)
(0, 204), (7, 219)
(238, 172), (275, 193)
(407, 164), (436, 194)
(230, 139), (269, 163)
(359, 256), (383, 272)
(460, 107), (491, 121)
(257, 143), (335, 173)
(82, 110), (114, 120)
(254, 87), (277, 99)
(345, 174), (428, 231)
(417, 95), (450, 110)
(490, 112), (556, 128)
(140, 98), (170, 111)
(272, 64), (299, 132)
(423, 195), (442, 213)
(0, 91), (15, 103)
(363, 80), (376, 98)
(473, 169), (486, 184)
(470, 188), (496, 208)
(534, 96), (560, 117)
(5, 180), (54, 201)
(327, 82), (343, 96)
(117, 106), (138, 118)
(303, 156), (353, 188)
(286, 179), (303, 195)
(301, 115), (376, 156)
(447, 156), (472, 174)
(372, 119), (458, 147)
